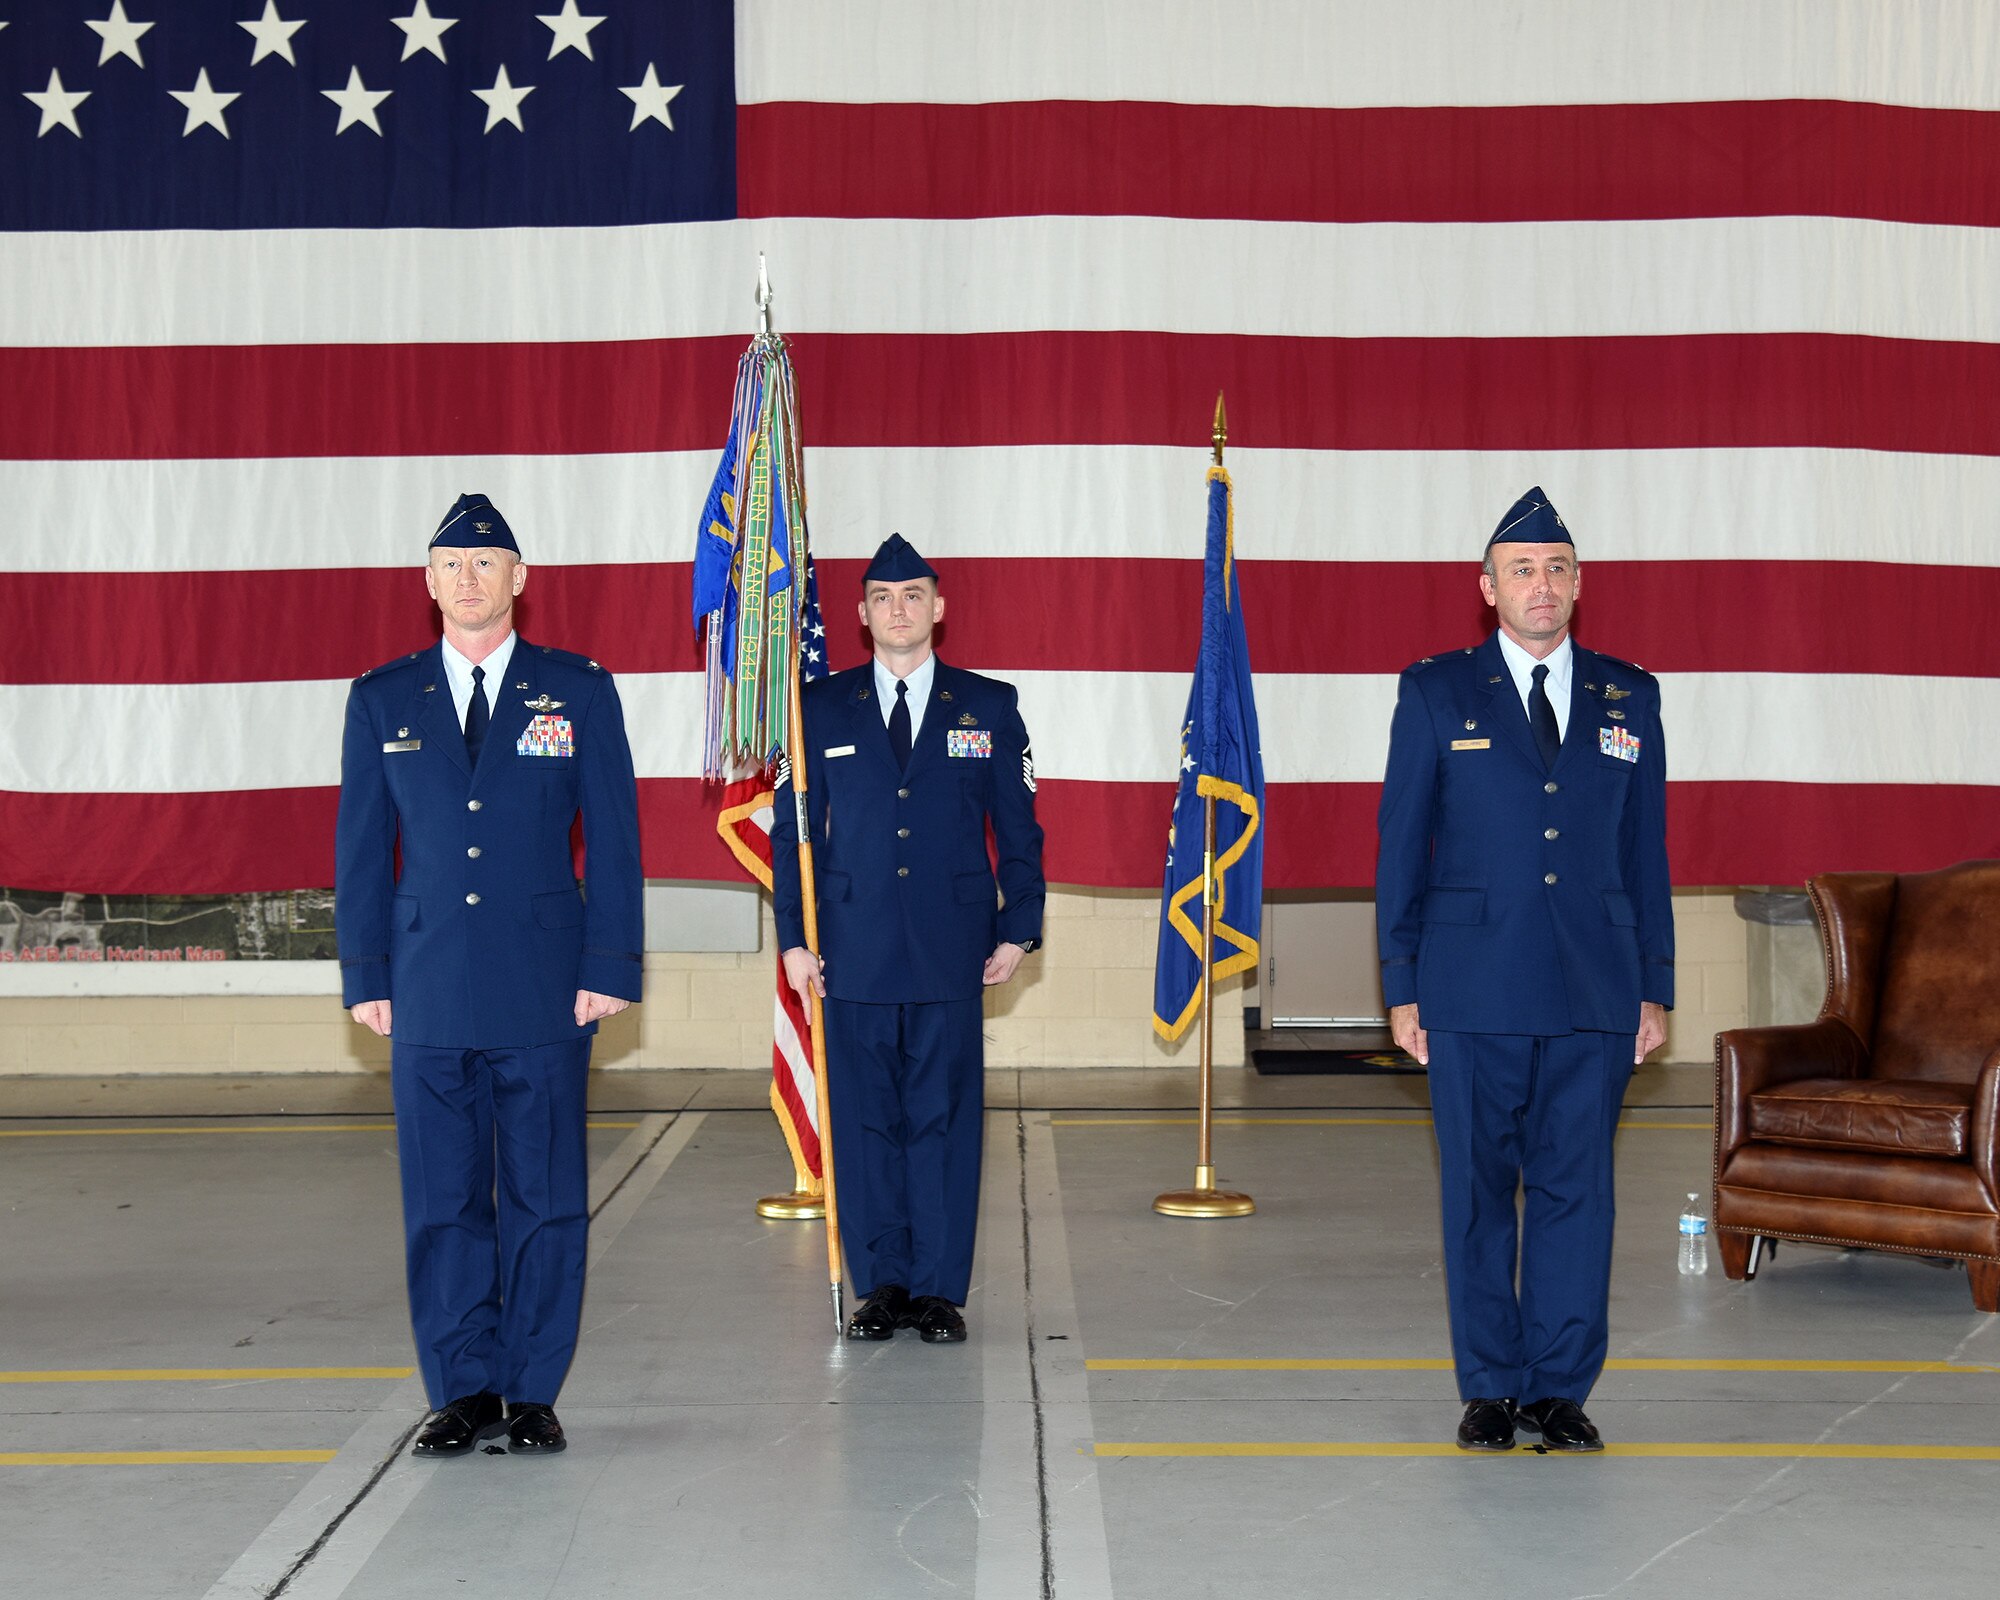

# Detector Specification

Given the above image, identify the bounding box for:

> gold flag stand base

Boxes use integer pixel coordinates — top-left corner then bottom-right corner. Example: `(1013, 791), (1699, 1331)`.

(755, 1190), (827, 1220)
(1154, 1165), (1255, 1218)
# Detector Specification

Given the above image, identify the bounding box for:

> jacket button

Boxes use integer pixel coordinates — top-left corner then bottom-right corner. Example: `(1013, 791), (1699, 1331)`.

(466, 892), (481, 905)
(1543, 873), (1558, 886)
(467, 846), (482, 858)
(897, 828), (910, 839)
(1543, 781), (1558, 794)
(467, 799), (482, 811)
(897, 866), (910, 878)
(897, 788), (910, 800)
(1543, 828), (1559, 841)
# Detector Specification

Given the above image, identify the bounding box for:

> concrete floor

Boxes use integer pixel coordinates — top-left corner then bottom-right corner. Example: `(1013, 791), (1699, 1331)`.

(2, 1065), (1995, 1599)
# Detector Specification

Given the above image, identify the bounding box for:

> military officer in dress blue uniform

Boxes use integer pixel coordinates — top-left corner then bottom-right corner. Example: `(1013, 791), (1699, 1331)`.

(1375, 487), (1673, 1454)
(772, 534), (1045, 1344)
(337, 493), (643, 1456)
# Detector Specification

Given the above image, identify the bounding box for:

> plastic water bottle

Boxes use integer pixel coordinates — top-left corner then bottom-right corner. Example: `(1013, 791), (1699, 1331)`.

(1678, 1192), (1710, 1276)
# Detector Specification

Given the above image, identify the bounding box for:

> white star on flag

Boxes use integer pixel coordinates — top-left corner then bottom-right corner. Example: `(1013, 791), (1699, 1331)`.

(472, 65), (535, 133)
(25, 69), (91, 138)
(537, 0), (605, 60)
(239, 1), (306, 67)
(393, 1), (458, 63)
(86, 2), (154, 68)
(169, 68), (241, 138)
(619, 63), (682, 131)
(322, 67), (392, 136)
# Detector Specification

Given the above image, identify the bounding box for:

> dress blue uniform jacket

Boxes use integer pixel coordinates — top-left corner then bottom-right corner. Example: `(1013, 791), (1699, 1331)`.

(335, 639), (644, 1048)
(771, 661), (1045, 1001)
(1375, 633), (1673, 1036)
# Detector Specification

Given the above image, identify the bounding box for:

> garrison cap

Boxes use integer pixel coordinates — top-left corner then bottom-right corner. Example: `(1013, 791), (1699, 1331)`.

(1486, 486), (1572, 551)
(862, 532), (938, 584)
(430, 493), (520, 555)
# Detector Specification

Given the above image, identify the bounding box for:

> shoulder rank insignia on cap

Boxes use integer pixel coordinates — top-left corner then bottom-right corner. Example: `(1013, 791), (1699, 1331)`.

(524, 694), (566, 712)
(958, 712), (977, 727)
(474, 521), (491, 534)
(1605, 684), (1630, 700)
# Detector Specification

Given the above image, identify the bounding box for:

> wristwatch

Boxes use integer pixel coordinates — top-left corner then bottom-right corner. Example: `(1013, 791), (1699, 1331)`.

(1016, 937), (1042, 954)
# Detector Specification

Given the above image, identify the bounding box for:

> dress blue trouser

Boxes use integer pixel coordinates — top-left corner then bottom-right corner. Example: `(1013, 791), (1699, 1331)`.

(390, 1036), (591, 1407)
(823, 996), (985, 1305)
(1426, 1028), (1635, 1404)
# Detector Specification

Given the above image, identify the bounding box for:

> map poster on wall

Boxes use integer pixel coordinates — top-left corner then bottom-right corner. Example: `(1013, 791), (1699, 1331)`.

(0, 890), (336, 965)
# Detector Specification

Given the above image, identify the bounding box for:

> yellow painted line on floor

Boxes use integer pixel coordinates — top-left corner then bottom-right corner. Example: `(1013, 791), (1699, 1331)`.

(1095, 1441), (2000, 1461)
(0, 1367), (413, 1384)
(1090, 1357), (2000, 1374)
(0, 1449), (338, 1467)
(0, 1120), (639, 1138)
(1051, 1117), (1710, 1131)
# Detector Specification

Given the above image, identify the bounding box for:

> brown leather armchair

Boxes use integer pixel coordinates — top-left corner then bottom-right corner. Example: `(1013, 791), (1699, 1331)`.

(1713, 860), (2000, 1312)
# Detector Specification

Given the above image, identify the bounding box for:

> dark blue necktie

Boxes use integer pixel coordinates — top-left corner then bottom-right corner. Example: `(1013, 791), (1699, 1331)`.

(1529, 662), (1560, 770)
(465, 663), (489, 765)
(888, 679), (912, 769)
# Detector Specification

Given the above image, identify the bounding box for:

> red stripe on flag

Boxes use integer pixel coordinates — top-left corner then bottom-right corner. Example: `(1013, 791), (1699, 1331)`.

(6, 334), (2000, 459)
(740, 100), (2000, 227)
(7, 560), (1998, 684)
(3, 779), (1995, 895)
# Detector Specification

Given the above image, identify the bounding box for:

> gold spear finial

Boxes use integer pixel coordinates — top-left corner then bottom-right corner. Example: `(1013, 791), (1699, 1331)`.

(1211, 390), (1227, 465)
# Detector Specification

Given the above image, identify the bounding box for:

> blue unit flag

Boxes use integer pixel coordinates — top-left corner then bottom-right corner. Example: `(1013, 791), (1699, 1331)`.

(1153, 466), (1265, 1041)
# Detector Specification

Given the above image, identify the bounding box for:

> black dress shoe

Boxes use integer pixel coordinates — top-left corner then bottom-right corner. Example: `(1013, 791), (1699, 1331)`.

(505, 1402), (567, 1454)
(1455, 1397), (1517, 1452)
(847, 1284), (911, 1340)
(909, 1295), (967, 1344)
(1518, 1397), (1604, 1452)
(412, 1391), (504, 1456)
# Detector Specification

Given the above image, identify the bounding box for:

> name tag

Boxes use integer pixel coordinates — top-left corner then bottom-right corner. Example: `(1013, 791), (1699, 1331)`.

(1450, 738), (1490, 751)
(518, 715), (574, 757)
(824, 745), (856, 758)
(1599, 726), (1642, 763)
(948, 730), (993, 759)
(382, 739), (421, 753)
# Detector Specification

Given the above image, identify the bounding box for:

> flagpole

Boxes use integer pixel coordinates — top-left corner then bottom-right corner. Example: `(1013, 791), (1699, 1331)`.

(754, 254), (845, 1328)
(1155, 393), (1255, 1220)
(751, 247), (828, 1224)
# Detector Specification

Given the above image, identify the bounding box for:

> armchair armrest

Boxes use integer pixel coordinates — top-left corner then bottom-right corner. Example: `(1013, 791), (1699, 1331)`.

(1715, 1017), (1869, 1162)
(1972, 1050), (2000, 1202)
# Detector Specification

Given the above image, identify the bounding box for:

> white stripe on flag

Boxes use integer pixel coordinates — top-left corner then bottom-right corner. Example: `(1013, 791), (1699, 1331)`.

(7, 671), (1999, 793)
(738, 0), (2000, 111)
(9, 447), (2000, 572)
(10, 217), (2000, 347)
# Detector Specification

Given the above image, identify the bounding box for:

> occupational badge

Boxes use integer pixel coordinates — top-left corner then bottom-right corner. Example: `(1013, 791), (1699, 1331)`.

(518, 714), (575, 757)
(523, 694), (566, 712)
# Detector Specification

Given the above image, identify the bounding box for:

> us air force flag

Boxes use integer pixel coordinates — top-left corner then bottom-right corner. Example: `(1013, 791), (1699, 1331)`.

(1153, 467), (1265, 1041)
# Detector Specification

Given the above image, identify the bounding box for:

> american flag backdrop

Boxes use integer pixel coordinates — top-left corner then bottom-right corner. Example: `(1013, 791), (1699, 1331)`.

(3, 0), (1998, 895)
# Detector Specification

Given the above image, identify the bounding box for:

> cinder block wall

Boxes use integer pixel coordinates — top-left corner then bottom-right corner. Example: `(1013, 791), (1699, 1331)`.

(0, 887), (1740, 1074)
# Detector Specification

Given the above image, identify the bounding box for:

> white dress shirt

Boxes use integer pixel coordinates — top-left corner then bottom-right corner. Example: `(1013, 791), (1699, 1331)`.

(1494, 630), (1573, 739)
(440, 631), (518, 732)
(873, 652), (936, 743)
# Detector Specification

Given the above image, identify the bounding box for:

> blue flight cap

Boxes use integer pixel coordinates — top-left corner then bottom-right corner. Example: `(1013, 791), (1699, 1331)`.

(1486, 486), (1572, 550)
(862, 532), (938, 584)
(430, 493), (520, 555)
